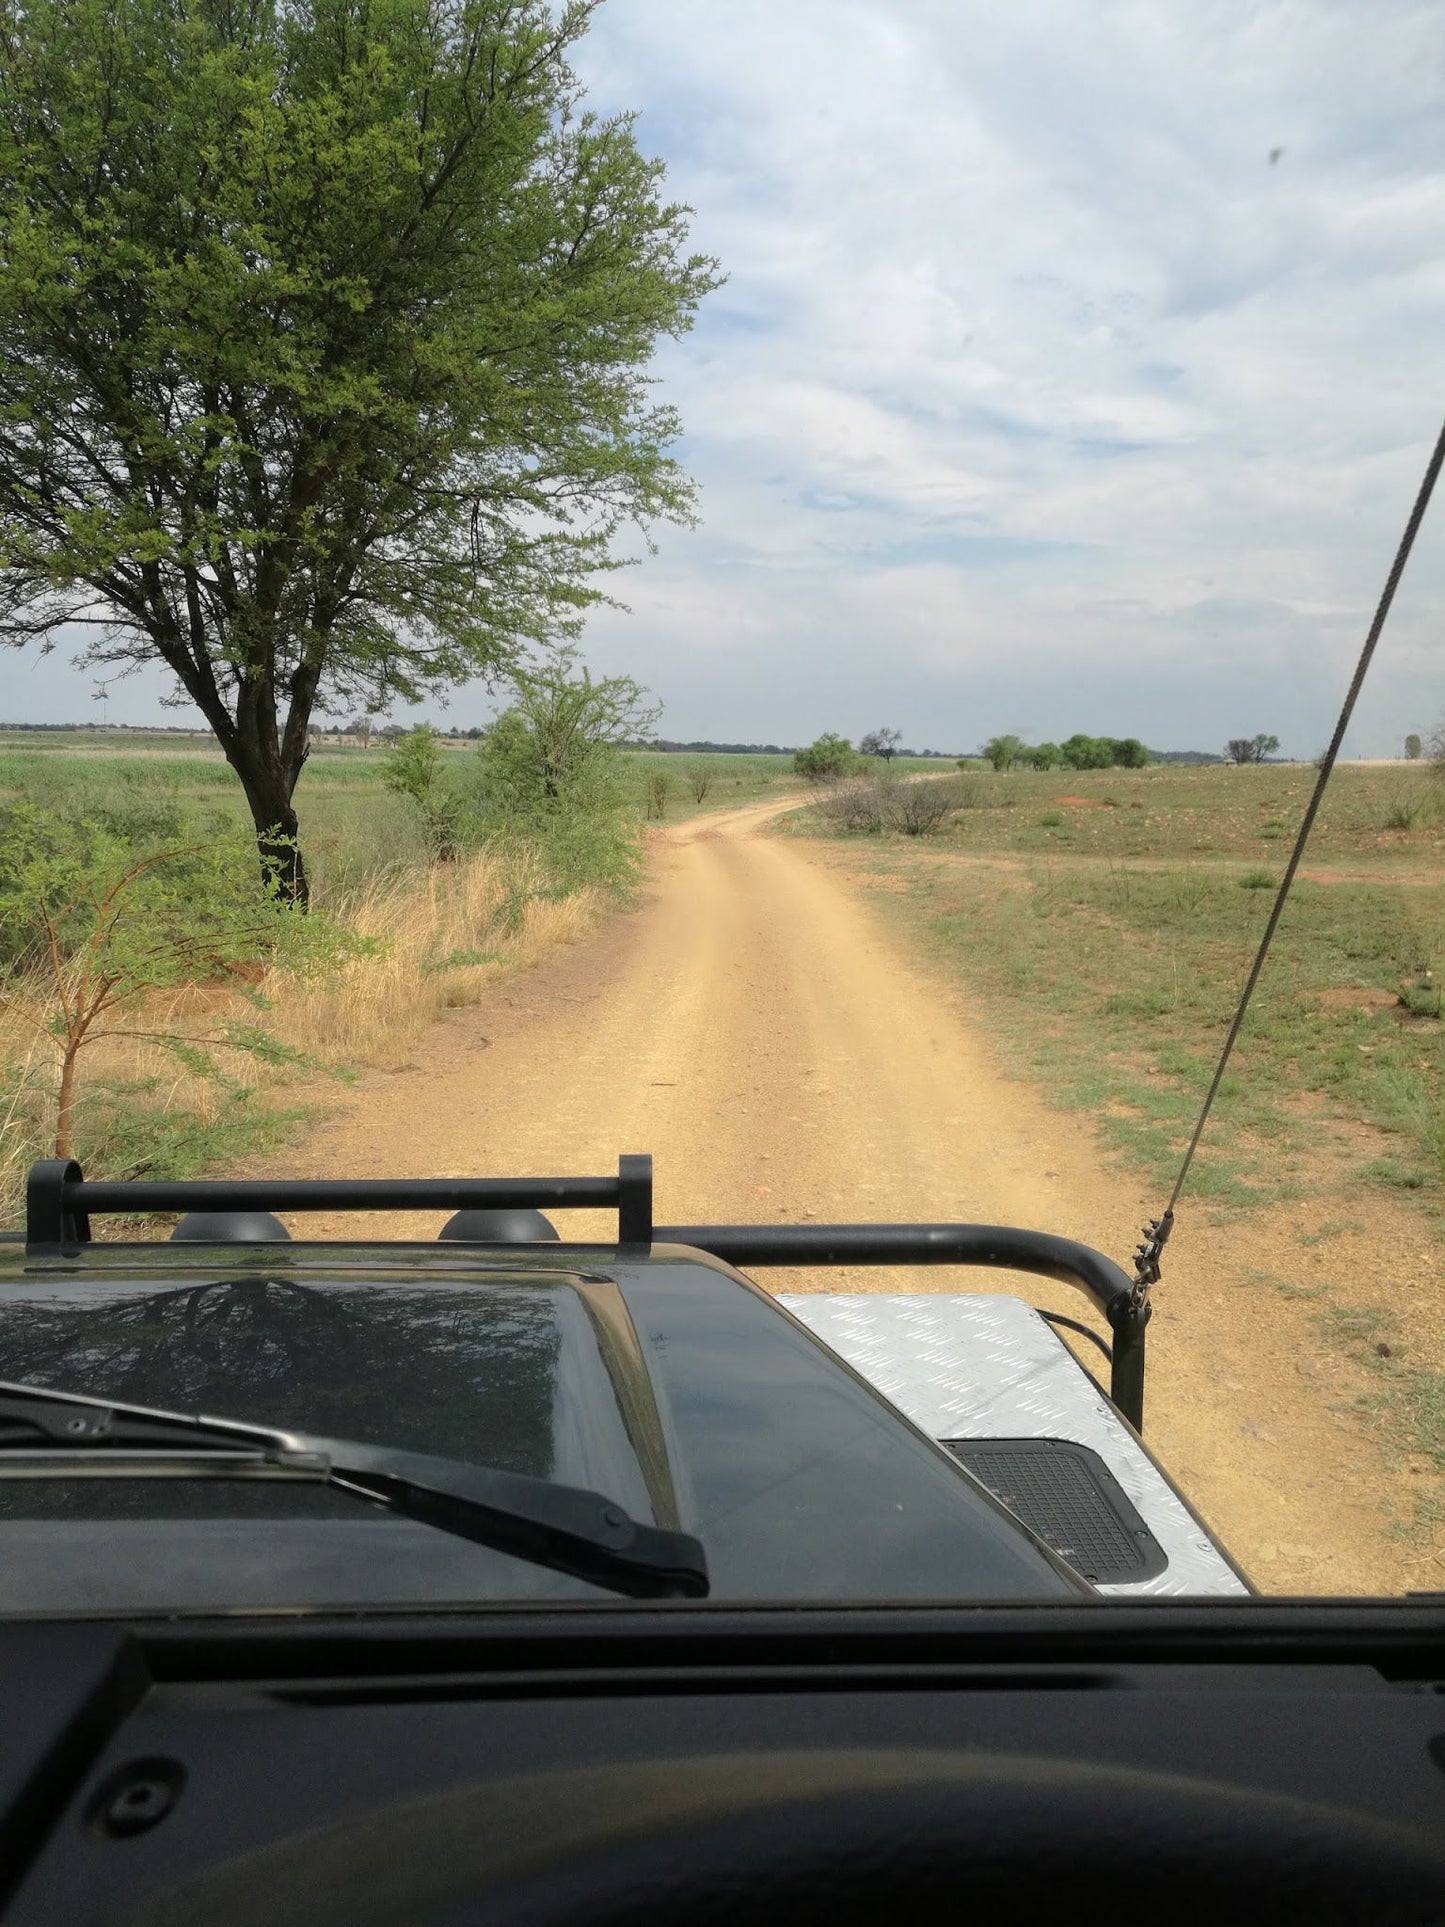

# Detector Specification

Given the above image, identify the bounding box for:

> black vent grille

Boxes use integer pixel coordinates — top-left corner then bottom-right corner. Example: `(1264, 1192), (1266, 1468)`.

(944, 1437), (1166, 1584)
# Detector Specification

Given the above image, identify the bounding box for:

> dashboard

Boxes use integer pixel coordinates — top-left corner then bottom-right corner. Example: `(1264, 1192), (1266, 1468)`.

(4, 1601), (1445, 1922)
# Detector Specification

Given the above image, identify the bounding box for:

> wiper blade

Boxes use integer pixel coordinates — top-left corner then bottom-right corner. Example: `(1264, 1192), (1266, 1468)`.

(0, 1381), (707, 1601)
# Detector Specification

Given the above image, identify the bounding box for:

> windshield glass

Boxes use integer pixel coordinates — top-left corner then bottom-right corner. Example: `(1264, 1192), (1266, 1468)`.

(0, 1), (1439, 1610)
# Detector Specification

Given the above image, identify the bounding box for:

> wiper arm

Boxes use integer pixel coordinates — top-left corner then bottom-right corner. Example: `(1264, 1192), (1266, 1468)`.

(0, 1381), (708, 1602)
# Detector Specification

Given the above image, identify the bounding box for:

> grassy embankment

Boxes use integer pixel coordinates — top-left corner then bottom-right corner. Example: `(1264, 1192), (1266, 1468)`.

(795, 759), (1445, 1467)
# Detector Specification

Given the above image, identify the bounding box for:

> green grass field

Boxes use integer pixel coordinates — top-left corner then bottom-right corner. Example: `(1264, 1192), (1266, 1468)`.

(800, 760), (1445, 1472)
(803, 761), (1445, 1210)
(623, 748), (949, 821)
(914, 759), (1445, 867)
(0, 732), (828, 874)
(0, 729), (958, 876)
(0, 729), (829, 906)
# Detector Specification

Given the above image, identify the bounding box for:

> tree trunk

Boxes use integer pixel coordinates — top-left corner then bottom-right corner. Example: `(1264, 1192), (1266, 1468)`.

(241, 771), (309, 908)
(219, 718), (309, 907)
(205, 660), (313, 908)
(56, 1040), (79, 1159)
(144, 613), (313, 905)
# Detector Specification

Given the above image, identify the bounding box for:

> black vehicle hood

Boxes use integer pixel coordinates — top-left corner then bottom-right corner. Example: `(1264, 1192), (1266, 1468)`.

(0, 1243), (1086, 1609)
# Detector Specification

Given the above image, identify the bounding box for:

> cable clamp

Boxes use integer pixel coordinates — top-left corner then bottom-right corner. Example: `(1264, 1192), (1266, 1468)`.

(1131, 1208), (1174, 1302)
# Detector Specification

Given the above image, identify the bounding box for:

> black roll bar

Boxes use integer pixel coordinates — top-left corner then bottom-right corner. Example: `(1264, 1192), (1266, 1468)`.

(655, 1223), (1149, 1431)
(15, 1157), (1148, 1429)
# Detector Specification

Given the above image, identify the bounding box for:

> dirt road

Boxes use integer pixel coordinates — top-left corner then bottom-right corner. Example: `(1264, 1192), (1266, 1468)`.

(296, 798), (1436, 1593)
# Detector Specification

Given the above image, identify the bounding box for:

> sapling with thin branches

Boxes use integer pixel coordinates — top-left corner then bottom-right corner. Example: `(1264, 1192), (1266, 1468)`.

(0, 807), (357, 1157)
(382, 726), (466, 861)
(474, 646), (658, 893)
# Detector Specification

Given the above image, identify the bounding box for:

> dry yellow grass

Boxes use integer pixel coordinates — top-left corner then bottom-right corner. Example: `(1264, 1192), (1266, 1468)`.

(0, 846), (608, 1225)
(269, 845), (604, 1067)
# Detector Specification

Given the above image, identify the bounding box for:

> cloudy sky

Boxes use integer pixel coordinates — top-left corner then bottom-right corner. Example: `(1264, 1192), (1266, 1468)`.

(10, 0), (1445, 755)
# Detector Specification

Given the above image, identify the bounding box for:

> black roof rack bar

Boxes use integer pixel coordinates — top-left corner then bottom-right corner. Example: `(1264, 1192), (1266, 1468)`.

(18, 1160), (1148, 1428)
(70, 1176), (623, 1212)
(22, 1157), (654, 1252)
(655, 1222), (1149, 1431)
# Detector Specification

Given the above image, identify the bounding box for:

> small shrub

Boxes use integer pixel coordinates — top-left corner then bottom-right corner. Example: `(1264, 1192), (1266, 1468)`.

(474, 647), (655, 884)
(884, 778), (963, 837)
(1362, 1156), (1432, 1191)
(381, 726), (467, 861)
(1399, 978), (1441, 1019)
(1038, 811), (1064, 828)
(1239, 868), (1276, 890)
(646, 769), (671, 819)
(812, 778), (882, 836)
(1383, 794), (1420, 831)
(687, 766), (713, 804)
(0, 806), (357, 1158)
(794, 733), (863, 781)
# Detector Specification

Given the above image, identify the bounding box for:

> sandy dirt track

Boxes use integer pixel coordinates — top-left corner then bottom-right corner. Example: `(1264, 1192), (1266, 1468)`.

(293, 798), (1436, 1593)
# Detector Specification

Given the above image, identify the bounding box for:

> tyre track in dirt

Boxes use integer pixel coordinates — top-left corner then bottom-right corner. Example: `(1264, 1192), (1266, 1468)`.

(290, 796), (1435, 1594)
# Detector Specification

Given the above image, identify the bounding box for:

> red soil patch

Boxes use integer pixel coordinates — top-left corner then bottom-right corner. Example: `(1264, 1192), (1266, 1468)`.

(1315, 987), (1400, 1010)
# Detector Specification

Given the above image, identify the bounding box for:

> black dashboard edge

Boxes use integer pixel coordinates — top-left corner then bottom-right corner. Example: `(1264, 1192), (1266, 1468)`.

(5, 1598), (1445, 1685)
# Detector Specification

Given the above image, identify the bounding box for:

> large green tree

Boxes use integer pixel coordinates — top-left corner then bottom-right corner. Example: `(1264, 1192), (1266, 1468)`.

(0, 0), (718, 898)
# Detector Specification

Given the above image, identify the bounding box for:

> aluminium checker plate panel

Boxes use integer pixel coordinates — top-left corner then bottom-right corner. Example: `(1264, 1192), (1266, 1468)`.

(778, 1292), (1247, 1598)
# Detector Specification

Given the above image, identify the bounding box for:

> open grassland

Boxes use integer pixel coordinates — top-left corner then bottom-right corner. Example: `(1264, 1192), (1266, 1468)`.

(939, 757), (1445, 867)
(0, 729), (837, 873)
(797, 759), (1445, 1202)
(623, 748), (946, 821)
(0, 732), (944, 844)
(797, 759), (1445, 1479)
(0, 736), (433, 895)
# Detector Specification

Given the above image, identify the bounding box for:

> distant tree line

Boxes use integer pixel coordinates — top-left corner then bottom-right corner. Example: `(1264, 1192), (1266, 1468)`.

(0, 719), (209, 734)
(634, 737), (966, 758)
(627, 738), (799, 755)
(980, 733), (1150, 772)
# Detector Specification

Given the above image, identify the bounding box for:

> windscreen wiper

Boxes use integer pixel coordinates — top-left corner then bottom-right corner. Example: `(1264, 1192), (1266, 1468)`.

(0, 1380), (707, 1601)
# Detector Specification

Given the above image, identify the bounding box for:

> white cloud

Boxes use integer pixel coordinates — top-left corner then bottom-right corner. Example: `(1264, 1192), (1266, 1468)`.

(563, 0), (1445, 753)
